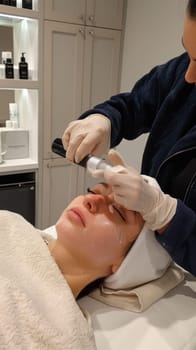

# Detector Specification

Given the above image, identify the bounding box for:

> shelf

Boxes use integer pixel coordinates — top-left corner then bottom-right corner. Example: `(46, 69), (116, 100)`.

(0, 79), (38, 89)
(0, 158), (38, 173)
(0, 5), (39, 20)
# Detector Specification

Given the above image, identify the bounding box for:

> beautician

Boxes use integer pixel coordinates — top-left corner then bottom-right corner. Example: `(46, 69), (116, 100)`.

(62, 0), (196, 275)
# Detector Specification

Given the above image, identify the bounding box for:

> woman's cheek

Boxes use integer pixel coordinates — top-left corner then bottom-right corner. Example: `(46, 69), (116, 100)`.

(93, 219), (121, 255)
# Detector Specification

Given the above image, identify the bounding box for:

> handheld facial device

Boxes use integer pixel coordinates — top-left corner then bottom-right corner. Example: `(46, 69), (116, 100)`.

(52, 138), (112, 171)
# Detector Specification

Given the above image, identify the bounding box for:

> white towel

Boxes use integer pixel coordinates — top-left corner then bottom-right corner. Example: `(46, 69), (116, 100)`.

(89, 263), (184, 312)
(0, 210), (96, 350)
(104, 224), (172, 290)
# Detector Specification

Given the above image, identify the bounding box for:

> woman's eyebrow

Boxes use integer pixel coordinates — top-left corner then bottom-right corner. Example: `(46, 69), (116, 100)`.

(98, 182), (109, 189)
(87, 187), (106, 196)
(90, 182), (110, 195)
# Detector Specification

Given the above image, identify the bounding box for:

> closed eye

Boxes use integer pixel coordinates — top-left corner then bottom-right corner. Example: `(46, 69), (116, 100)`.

(87, 188), (96, 194)
(87, 188), (126, 222)
(112, 205), (126, 222)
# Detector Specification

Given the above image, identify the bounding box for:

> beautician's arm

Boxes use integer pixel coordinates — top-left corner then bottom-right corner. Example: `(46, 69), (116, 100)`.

(156, 200), (196, 275)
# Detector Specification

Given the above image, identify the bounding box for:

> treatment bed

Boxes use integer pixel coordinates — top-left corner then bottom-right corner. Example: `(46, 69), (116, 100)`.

(79, 274), (196, 350)
(45, 225), (196, 350)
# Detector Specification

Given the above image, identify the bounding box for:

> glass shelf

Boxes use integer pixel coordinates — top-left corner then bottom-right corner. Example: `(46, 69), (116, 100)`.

(0, 5), (39, 19)
(0, 158), (38, 173)
(0, 79), (38, 89)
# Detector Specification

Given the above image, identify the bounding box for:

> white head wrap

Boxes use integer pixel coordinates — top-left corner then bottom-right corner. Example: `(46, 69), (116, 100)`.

(104, 224), (171, 290)
(104, 175), (172, 290)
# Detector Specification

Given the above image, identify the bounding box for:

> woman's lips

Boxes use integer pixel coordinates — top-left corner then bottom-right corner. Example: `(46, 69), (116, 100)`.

(67, 208), (86, 226)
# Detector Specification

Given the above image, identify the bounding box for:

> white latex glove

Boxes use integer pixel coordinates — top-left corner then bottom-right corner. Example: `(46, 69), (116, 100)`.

(93, 149), (177, 231)
(62, 114), (111, 163)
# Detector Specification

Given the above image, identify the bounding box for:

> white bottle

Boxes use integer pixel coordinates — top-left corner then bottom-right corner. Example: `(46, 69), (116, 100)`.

(9, 103), (19, 128)
(0, 131), (7, 164)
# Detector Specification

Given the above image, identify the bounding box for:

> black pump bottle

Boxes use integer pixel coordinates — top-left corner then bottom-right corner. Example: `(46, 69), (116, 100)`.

(19, 52), (28, 79)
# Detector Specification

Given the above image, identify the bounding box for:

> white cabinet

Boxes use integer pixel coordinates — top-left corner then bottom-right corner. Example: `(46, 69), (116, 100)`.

(41, 159), (79, 228)
(82, 26), (121, 111)
(44, 0), (124, 29)
(85, 0), (124, 29)
(42, 21), (84, 160)
(42, 21), (121, 159)
(38, 0), (125, 228)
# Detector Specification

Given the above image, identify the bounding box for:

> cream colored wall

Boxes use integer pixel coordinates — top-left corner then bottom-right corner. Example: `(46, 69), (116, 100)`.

(118, 0), (187, 170)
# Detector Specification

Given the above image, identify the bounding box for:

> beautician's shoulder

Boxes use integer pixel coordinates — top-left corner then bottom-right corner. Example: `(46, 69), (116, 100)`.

(136, 52), (190, 95)
(153, 52), (189, 81)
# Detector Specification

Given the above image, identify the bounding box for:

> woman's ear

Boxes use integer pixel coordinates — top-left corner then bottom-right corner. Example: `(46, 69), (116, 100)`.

(111, 264), (119, 273)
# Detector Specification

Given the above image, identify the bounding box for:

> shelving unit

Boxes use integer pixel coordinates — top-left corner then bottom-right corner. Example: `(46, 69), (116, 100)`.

(0, 5), (39, 18)
(0, 1), (39, 173)
(0, 1), (40, 225)
(0, 80), (38, 89)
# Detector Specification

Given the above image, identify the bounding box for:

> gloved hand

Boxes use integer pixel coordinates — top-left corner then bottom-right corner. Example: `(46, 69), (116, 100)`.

(62, 114), (111, 163)
(94, 149), (177, 231)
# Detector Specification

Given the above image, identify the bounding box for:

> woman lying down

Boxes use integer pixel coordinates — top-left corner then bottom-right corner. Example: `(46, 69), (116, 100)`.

(0, 181), (181, 349)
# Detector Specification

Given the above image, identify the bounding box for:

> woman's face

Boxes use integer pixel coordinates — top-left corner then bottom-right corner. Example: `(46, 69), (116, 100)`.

(183, 16), (196, 83)
(56, 183), (144, 277)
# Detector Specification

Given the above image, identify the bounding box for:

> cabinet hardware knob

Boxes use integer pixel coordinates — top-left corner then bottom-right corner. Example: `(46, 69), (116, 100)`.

(89, 30), (94, 35)
(79, 28), (85, 38)
(79, 14), (85, 22)
(88, 15), (94, 22)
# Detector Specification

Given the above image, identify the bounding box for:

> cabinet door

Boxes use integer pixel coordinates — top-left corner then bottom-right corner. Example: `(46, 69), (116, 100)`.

(44, 0), (86, 24)
(43, 21), (85, 158)
(80, 27), (122, 194)
(40, 159), (79, 228)
(82, 27), (121, 111)
(86, 0), (125, 29)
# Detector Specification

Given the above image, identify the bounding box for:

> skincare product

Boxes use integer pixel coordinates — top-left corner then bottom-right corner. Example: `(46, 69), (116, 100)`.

(2, 51), (12, 64)
(5, 57), (14, 79)
(22, 0), (32, 9)
(9, 103), (19, 128)
(19, 52), (28, 79)
(0, 64), (5, 79)
(5, 120), (13, 128)
(1, 129), (29, 160)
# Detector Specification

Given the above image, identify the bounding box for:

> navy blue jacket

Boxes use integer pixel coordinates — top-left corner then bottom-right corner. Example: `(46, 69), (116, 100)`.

(80, 52), (196, 275)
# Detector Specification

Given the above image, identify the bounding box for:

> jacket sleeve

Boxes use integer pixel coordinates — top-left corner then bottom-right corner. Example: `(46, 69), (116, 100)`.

(80, 70), (161, 147)
(79, 53), (188, 148)
(156, 200), (196, 275)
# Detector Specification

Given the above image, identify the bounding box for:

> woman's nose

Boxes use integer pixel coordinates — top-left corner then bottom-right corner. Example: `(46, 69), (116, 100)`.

(185, 60), (196, 83)
(83, 194), (106, 213)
